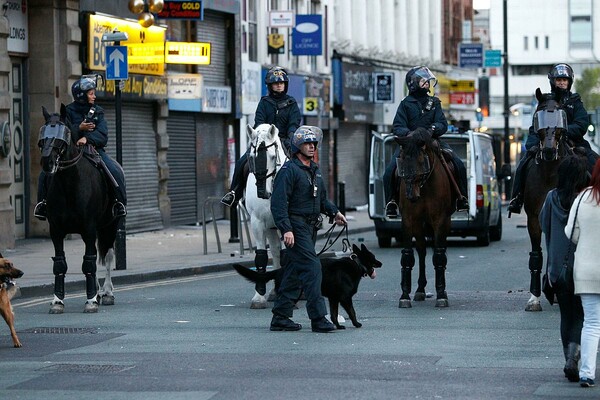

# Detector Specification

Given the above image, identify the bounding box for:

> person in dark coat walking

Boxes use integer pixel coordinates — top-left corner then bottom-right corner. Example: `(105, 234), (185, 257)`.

(221, 66), (302, 207)
(509, 63), (599, 215)
(269, 126), (347, 333)
(383, 66), (468, 218)
(34, 75), (127, 220)
(540, 154), (589, 382)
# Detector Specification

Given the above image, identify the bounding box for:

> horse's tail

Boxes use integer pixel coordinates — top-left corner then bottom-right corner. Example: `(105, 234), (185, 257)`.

(232, 264), (279, 284)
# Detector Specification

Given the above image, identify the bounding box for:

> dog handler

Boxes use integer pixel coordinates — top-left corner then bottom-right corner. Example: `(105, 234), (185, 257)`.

(270, 126), (347, 333)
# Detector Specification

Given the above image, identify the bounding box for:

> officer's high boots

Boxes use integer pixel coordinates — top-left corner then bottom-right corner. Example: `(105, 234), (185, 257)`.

(564, 342), (580, 382)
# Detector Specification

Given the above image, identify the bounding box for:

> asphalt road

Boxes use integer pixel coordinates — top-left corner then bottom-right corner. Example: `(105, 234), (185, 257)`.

(0, 215), (595, 399)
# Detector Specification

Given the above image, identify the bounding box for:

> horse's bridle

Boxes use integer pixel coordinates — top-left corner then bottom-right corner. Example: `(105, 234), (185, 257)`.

(249, 139), (283, 180)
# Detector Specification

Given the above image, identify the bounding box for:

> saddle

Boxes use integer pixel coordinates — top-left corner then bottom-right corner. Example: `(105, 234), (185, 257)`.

(81, 145), (120, 188)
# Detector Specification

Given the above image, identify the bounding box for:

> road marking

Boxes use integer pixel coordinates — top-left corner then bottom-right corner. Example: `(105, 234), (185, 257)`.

(13, 271), (237, 309)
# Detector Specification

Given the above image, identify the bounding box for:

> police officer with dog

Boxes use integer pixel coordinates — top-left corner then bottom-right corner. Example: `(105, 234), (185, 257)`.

(508, 63), (599, 215)
(383, 66), (469, 218)
(221, 66), (302, 207)
(269, 126), (347, 333)
(34, 75), (127, 220)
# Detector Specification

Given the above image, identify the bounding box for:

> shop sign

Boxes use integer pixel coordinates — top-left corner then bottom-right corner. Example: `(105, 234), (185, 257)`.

(202, 85), (231, 113)
(168, 73), (203, 99)
(450, 92), (475, 105)
(270, 10), (294, 27)
(373, 72), (394, 103)
(6, 0), (28, 54)
(165, 42), (210, 64)
(96, 74), (167, 100)
(157, 1), (204, 20)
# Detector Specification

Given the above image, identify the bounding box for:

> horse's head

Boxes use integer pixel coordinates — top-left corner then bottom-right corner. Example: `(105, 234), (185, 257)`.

(533, 88), (567, 161)
(394, 127), (432, 202)
(39, 104), (72, 174)
(248, 124), (285, 199)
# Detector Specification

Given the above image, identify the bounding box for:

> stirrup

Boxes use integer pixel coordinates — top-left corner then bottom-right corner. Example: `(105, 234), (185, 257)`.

(508, 196), (522, 215)
(34, 200), (47, 221)
(385, 201), (399, 219)
(221, 190), (236, 207)
(456, 197), (469, 211)
(112, 201), (127, 218)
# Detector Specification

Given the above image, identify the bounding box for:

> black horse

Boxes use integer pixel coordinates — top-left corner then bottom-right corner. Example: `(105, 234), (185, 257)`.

(394, 128), (456, 308)
(39, 105), (117, 314)
(522, 89), (574, 311)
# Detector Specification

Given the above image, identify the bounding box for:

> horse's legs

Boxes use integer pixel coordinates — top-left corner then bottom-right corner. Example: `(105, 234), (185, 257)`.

(49, 232), (67, 314)
(80, 233), (99, 313)
(98, 248), (115, 305)
(399, 247), (415, 308)
(414, 236), (428, 301)
(525, 216), (543, 312)
(432, 247), (449, 307)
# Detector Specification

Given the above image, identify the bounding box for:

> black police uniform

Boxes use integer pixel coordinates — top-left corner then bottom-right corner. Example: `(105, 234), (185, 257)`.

(383, 92), (468, 205)
(36, 102), (127, 208)
(510, 91), (599, 210)
(270, 157), (339, 321)
(226, 94), (301, 201)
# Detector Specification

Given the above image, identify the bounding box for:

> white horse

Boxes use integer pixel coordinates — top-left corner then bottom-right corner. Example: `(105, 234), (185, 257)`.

(244, 124), (287, 308)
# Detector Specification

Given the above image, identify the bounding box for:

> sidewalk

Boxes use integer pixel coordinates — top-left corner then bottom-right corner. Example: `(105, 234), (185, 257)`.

(4, 208), (374, 298)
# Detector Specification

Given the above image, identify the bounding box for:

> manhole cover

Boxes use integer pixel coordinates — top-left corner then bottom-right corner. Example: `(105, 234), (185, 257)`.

(20, 327), (99, 334)
(39, 364), (135, 374)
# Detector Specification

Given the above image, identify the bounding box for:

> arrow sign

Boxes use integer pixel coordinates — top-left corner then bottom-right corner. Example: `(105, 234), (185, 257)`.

(106, 45), (128, 80)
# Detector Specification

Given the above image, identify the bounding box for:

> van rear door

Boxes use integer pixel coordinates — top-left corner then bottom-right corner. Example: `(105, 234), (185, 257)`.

(369, 131), (385, 219)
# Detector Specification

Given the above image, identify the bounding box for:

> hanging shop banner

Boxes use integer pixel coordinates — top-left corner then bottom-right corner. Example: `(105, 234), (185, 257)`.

(268, 33), (285, 54)
(157, 1), (204, 20)
(292, 14), (322, 56)
(167, 73), (203, 111)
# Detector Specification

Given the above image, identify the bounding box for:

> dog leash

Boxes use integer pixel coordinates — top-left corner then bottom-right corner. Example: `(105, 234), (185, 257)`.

(316, 223), (350, 256)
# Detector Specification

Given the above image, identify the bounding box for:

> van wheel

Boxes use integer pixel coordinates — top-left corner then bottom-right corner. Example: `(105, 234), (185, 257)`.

(476, 227), (490, 246)
(490, 212), (502, 241)
(378, 236), (392, 248)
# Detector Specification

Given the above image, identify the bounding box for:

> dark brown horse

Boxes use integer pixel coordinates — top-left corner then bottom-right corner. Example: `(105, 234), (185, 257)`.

(394, 127), (456, 308)
(523, 89), (572, 311)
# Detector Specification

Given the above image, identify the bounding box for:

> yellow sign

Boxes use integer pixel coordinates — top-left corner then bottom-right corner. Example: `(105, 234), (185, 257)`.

(165, 42), (211, 65)
(88, 14), (166, 76)
(304, 97), (318, 115)
(449, 79), (475, 92)
(128, 43), (165, 65)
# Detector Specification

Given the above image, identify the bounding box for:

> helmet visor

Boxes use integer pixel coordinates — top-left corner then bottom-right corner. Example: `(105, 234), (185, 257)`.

(533, 109), (568, 132)
(413, 67), (438, 87)
(551, 64), (572, 79)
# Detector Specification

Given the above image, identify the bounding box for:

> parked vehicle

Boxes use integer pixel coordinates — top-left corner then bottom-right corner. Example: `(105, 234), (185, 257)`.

(368, 129), (503, 247)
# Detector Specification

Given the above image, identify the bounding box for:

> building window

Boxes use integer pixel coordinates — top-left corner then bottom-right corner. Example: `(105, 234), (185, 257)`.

(545, 36), (549, 49)
(534, 36), (538, 49)
(569, 0), (592, 49)
(524, 36), (528, 51)
(242, 0), (258, 61)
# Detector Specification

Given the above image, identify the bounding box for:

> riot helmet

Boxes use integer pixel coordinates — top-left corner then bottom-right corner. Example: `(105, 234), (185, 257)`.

(71, 76), (97, 104)
(291, 125), (323, 154)
(548, 63), (574, 93)
(265, 66), (289, 96)
(406, 66), (437, 95)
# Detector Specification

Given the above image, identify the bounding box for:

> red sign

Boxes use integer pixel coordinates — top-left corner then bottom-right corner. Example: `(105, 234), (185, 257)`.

(450, 92), (475, 105)
(157, 1), (204, 20)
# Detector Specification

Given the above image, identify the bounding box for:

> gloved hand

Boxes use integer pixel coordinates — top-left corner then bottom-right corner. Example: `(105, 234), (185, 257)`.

(410, 127), (431, 147)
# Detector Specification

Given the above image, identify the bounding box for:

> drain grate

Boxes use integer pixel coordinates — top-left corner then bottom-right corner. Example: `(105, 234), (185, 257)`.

(39, 363), (135, 374)
(20, 327), (99, 334)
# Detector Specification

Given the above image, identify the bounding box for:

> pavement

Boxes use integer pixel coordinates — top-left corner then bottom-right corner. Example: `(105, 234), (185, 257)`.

(3, 207), (375, 299)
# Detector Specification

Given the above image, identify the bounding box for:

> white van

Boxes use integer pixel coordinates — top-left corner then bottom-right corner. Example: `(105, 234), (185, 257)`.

(368, 130), (503, 247)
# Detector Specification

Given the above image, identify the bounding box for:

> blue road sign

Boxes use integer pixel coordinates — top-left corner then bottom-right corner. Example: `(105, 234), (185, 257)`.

(458, 43), (483, 69)
(484, 49), (502, 67)
(106, 45), (128, 80)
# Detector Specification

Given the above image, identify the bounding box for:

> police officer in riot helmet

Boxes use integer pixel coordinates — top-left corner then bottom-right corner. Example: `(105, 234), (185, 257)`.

(269, 126), (347, 333)
(221, 66), (302, 207)
(383, 66), (469, 218)
(508, 63), (599, 215)
(34, 76), (127, 220)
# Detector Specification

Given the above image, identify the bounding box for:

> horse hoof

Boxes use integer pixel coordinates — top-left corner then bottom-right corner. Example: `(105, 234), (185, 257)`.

(250, 300), (267, 309)
(83, 302), (99, 313)
(525, 302), (542, 312)
(49, 303), (64, 314)
(101, 295), (115, 306)
(435, 298), (449, 307)
(413, 292), (426, 301)
(398, 299), (412, 308)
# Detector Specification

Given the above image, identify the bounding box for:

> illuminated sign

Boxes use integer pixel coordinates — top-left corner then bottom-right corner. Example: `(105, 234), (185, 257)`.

(88, 14), (166, 76)
(165, 42), (210, 65)
(157, 1), (204, 20)
(128, 43), (165, 64)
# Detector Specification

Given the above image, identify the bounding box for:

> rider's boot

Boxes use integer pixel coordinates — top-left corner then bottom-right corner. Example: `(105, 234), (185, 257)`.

(508, 194), (523, 215)
(112, 201), (127, 218)
(385, 200), (399, 219)
(34, 200), (47, 221)
(456, 196), (469, 211)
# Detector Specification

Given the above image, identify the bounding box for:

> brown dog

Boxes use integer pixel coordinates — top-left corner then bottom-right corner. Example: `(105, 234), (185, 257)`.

(0, 252), (24, 348)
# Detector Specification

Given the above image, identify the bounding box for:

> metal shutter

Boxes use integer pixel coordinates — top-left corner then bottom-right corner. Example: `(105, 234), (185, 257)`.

(337, 122), (369, 207)
(196, 11), (227, 84)
(167, 112), (197, 225)
(196, 114), (226, 221)
(99, 101), (163, 232)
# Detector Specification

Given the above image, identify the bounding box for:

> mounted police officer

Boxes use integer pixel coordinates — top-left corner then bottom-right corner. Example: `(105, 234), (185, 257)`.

(383, 66), (469, 218)
(221, 66), (302, 207)
(34, 75), (126, 220)
(269, 126), (347, 333)
(508, 63), (599, 215)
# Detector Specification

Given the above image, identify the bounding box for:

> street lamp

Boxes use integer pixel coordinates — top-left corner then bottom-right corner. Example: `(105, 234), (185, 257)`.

(128, 0), (165, 28)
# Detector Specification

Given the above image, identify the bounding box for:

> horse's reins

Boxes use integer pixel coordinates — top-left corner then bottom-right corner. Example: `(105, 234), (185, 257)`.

(250, 140), (283, 180)
(54, 144), (85, 172)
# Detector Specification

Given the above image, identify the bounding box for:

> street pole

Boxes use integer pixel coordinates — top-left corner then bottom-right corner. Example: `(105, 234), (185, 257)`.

(502, 0), (512, 199)
(114, 39), (126, 270)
